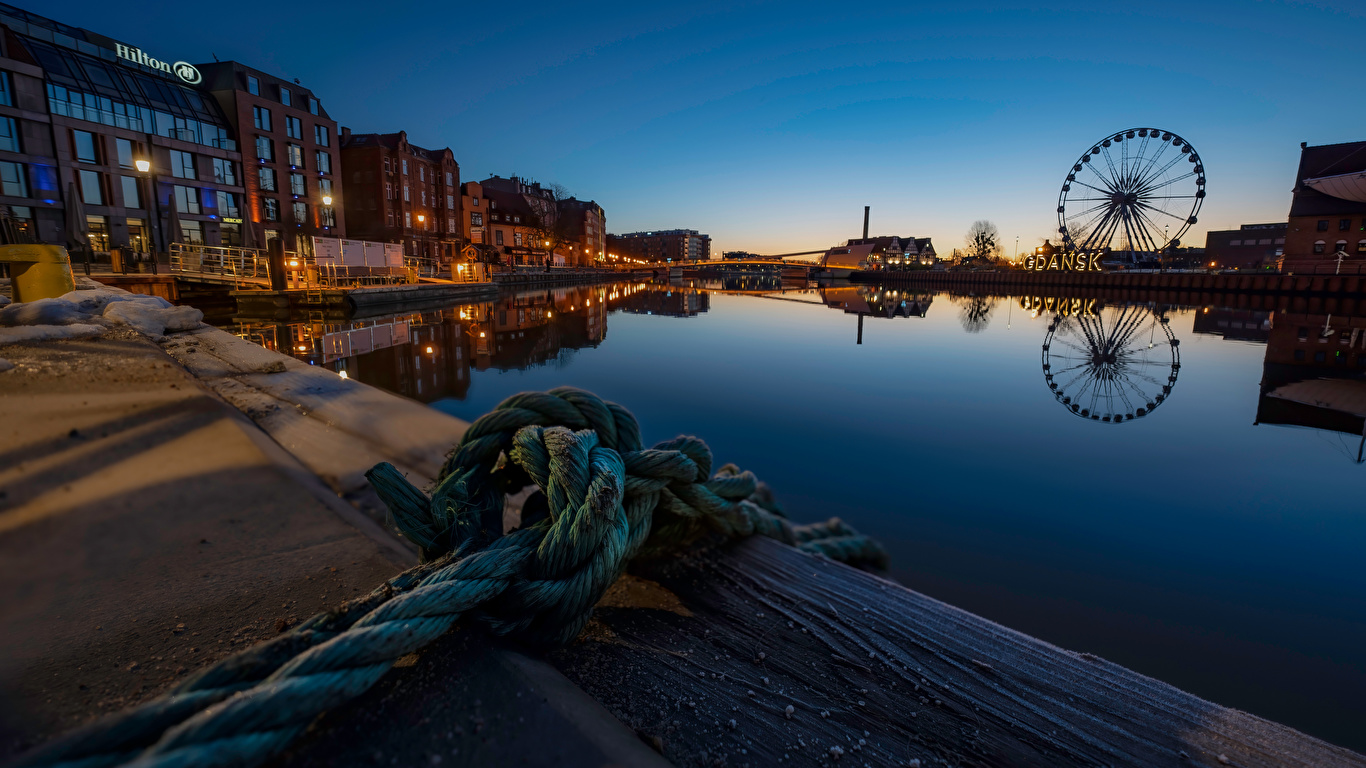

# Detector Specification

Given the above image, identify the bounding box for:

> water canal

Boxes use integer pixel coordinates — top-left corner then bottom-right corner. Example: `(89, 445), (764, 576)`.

(229, 278), (1366, 750)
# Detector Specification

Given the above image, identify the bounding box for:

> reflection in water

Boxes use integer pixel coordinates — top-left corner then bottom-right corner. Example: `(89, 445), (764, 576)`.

(1042, 304), (1180, 423)
(227, 280), (1366, 749)
(1257, 310), (1366, 462)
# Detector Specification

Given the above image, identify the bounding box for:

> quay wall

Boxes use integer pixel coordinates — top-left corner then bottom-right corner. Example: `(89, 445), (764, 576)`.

(854, 270), (1366, 297)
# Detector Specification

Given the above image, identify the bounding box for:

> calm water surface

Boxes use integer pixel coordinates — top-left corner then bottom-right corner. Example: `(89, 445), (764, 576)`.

(240, 279), (1366, 750)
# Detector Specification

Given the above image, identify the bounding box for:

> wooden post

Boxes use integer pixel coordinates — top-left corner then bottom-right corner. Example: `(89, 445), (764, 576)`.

(268, 238), (287, 292)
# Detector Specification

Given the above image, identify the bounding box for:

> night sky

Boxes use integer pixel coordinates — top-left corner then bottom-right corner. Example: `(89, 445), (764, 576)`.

(47, 0), (1366, 255)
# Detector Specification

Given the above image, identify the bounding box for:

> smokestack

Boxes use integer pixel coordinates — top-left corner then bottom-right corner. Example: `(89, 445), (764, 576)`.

(863, 206), (869, 240)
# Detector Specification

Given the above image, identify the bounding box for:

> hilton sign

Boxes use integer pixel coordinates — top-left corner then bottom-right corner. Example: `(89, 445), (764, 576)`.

(115, 44), (201, 85)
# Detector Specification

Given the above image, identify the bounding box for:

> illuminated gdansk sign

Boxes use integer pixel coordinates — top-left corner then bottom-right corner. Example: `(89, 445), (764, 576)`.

(115, 44), (202, 85)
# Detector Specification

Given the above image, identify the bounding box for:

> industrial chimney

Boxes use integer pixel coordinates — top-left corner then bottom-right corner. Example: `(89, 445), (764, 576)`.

(863, 206), (870, 240)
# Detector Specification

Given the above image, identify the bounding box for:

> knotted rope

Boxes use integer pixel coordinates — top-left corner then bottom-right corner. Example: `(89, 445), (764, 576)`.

(16, 387), (885, 768)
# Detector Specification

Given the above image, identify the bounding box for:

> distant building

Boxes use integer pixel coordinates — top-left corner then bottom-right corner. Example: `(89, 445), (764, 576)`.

(722, 250), (763, 260)
(1283, 140), (1366, 273)
(609, 229), (711, 262)
(338, 130), (460, 264)
(1204, 223), (1286, 270)
(843, 235), (934, 269)
(474, 175), (602, 267)
(1192, 307), (1271, 342)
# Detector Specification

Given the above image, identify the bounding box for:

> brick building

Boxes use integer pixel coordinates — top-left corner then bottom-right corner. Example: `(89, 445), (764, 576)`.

(467, 175), (604, 267)
(558, 197), (606, 266)
(608, 229), (711, 262)
(1203, 223), (1285, 270)
(1283, 140), (1366, 273)
(339, 130), (460, 264)
(198, 61), (342, 251)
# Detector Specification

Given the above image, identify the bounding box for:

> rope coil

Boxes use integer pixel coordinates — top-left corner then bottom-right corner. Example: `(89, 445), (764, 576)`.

(15, 387), (885, 768)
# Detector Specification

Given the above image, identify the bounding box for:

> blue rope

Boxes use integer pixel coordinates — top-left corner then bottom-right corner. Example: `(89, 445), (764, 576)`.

(15, 388), (886, 768)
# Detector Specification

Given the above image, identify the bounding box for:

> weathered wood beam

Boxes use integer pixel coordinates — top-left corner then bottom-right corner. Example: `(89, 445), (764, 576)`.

(550, 536), (1364, 768)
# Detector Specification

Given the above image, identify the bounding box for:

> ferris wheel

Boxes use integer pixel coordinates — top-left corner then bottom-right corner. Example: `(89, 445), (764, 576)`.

(1057, 128), (1205, 262)
(1042, 304), (1180, 423)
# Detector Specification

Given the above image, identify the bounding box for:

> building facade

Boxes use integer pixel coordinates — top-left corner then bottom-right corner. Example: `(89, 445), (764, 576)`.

(1283, 140), (1366, 273)
(1203, 223), (1285, 270)
(339, 130), (459, 264)
(608, 229), (711, 262)
(558, 197), (605, 266)
(199, 61), (342, 252)
(0, 4), (341, 255)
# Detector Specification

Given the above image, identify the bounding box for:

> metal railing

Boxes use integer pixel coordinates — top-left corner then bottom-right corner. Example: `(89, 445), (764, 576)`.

(169, 243), (270, 286)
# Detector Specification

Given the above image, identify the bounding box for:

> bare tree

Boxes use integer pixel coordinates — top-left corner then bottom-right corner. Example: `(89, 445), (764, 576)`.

(964, 220), (1001, 263)
(521, 182), (576, 266)
(952, 293), (995, 333)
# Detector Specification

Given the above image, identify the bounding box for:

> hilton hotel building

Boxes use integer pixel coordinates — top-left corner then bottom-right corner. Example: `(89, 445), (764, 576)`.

(0, 3), (343, 254)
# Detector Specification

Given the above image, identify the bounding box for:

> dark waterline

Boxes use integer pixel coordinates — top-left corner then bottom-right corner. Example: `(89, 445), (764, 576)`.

(238, 279), (1366, 750)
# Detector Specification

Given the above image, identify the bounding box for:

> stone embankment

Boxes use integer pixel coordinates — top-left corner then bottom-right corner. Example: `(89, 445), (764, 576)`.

(0, 279), (665, 767)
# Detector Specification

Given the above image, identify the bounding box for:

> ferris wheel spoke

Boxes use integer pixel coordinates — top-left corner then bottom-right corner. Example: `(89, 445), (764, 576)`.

(1131, 206), (1171, 250)
(1071, 179), (1114, 197)
(1099, 145), (1124, 188)
(1134, 151), (1188, 191)
(1123, 135), (1152, 188)
(1134, 200), (1189, 222)
(1130, 143), (1175, 190)
(1064, 201), (1114, 221)
(1075, 205), (1119, 250)
(1138, 171), (1196, 195)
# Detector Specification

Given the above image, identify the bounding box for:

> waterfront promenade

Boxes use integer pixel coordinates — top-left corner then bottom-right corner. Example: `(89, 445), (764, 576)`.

(3, 279), (1364, 767)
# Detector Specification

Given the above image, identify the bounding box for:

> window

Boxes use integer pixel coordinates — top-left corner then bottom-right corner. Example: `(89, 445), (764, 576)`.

(446, 194), (454, 209)
(1314, 240), (1326, 254)
(173, 185), (200, 214)
(385, 182), (392, 199)
(514, 232), (522, 246)
(279, 86), (292, 107)
(472, 197), (479, 206)
(263, 198), (279, 221)
(471, 213), (483, 226)
(1317, 220), (1329, 232)
(320, 206), (335, 227)
(256, 135), (274, 161)
(0, 161), (28, 196)
(247, 75), (260, 95)
(285, 116), (302, 139)
(403, 184), (410, 202)
(445, 172), (453, 186)
(86, 215), (109, 250)
(319, 178), (333, 196)
(1229, 240), (1241, 246)
(421, 190), (426, 205)
(308, 97), (319, 116)
(1336, 240), (1348, 253)
(213, 158), (238, 186)
(447, 217), (455, 231)
(79, 170), (103, 205)
(259, 167), (277, 191)
(401, 159), (408, 175)
(314, 124), (329, 146)
(0, 72), (11, 107)
(495, 229), (503, 246)
(216, 190), (239, 218)
(404, 211), (412, 227)
(179, 220), (203, 245)
(0, 117), (18, 152)
(287, 144), (303, 167)
(419, 166), (425, 182)
(1358, 240), (1366, 253)
(253, 106), (271, 131)
(121, 175), (141, 208)
(315, 151), (331, 174)
(170, 150), (196, 179)
(290, 173), (305, 196)
(1341, 219), (1351, 231)
(116, 138), (135, 169)
(513, 215), (520, 224)
(73, 130), (98, 163)
(1258, 239), (1271, 245)
(383, 158), (390, 172)
(386, 211), (394, 226)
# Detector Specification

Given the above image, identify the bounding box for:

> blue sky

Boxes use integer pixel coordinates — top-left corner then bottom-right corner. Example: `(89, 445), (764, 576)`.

(51, 0), (1366, 254)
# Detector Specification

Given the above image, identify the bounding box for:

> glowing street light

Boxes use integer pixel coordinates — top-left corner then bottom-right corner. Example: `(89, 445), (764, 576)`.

(135, 159), (151, 173)
(322, 195), (333, 205)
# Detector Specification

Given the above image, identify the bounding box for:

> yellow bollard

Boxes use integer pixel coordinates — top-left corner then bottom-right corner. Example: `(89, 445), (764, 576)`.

(0, 245), (76, 303)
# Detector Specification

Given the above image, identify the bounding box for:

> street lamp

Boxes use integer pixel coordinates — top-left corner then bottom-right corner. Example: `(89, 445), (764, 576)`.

(322, 195), (333, 206)
(135, 156), (161, 274)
